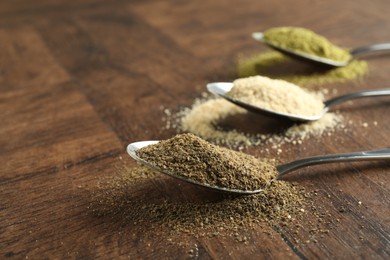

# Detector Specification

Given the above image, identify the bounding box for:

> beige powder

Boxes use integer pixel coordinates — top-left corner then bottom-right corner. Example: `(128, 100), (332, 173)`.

(228, 76), (324, 117)
(180, 98), (253, 146)
(285, 113), (343, 139)
(170, 94), (344, 150)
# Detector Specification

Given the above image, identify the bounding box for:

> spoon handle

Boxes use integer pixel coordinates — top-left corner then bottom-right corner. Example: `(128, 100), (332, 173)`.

(324, 89), (390, 111)
(276, 148), (390, 178)
(351, 43), (390, 57)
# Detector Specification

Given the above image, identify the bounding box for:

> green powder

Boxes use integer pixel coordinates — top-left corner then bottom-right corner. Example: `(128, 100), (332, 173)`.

(263, 27), (351, 62)
(237, 51), (368, 85)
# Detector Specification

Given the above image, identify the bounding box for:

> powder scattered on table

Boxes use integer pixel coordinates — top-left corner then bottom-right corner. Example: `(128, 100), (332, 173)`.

(180, 97), (251, 146)
(237, 51), (368, 85)
(285, 113), (343, 139)
(90, 164), (325, 241)
(263, 27), (351, 62)
(167, 94), (345, 149)
(136, 133), (275, 191)
(228, 75), (324, 117)
(89, 157), (339, 249)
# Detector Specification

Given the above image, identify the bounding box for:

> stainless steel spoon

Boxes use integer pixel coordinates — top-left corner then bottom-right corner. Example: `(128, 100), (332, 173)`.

(126, 140), (264, 195)
(252, 32), (390, 67)
(127, 142), (390, 194)
(276, 148), (390, 179)
(207, 82), (390, 122)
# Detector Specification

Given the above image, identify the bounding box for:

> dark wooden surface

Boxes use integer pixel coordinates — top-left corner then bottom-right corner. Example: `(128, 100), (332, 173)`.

(1, 0), (390, 259)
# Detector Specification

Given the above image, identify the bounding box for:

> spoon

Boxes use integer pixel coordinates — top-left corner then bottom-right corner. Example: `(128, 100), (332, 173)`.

(252, 32), (390, 67)
(207, 82), (390, 122)
(127, 142), (390, 194)
(127, 140), (263, 195)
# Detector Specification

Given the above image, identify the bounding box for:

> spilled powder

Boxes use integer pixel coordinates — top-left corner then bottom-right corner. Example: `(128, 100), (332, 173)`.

(285, 113), (343, 139)
(229, 76), (324, 117)
(170, 94), (345, 149)
(237, 51), (368, 85)
(90, 164), (319, 240)
(180, 98), (250, 146)
(136, 133), (275, 191)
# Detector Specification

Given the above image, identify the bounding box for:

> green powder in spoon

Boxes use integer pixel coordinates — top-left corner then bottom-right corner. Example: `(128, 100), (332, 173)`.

(263, 27), (352, 62)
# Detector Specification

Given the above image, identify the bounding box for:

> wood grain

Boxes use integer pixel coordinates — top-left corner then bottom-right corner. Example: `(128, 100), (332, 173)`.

(0, 0), (389, 258)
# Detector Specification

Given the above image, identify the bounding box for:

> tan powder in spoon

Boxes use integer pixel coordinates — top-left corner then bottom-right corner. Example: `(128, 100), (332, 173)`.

(227, 75), (325, 117)
(136, 133), (276, 191)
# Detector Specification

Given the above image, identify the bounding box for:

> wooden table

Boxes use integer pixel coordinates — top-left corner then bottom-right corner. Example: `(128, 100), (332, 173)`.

(1, 0), (389, 258)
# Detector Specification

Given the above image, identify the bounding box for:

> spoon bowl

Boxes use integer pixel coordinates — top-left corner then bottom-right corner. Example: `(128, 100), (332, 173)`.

(252, 32), (390, 68)
(127, 141), (263, 195)
(207, 82), (390, 122)
(127, 141), (390, 194)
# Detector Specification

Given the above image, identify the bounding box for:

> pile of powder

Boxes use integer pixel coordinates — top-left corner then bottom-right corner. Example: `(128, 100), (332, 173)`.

(237, 51), (368, 85)
(136, 133), (275, 191)
(263, 27), (351, 62)
(171, 95), (344, 149)
(179, 97), (251, 146)
(228, 76), (324, 117)
(90, 164), (320, 240)
(285, 113), (343, 140)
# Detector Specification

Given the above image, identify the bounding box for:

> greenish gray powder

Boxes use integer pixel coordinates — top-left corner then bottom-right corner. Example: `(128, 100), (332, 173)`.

(237, 51), (368, 85)
(263, 27), (351, 62)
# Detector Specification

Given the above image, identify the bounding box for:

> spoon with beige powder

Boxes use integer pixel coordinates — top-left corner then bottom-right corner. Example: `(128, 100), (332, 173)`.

(207, 76), (390, 122)
(127, 133), (390, 194)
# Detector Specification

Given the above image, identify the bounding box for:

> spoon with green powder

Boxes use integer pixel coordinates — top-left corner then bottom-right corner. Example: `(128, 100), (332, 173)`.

(127, 134), (390, 194)
(252, 27), (390, 67)
(207, 76), (390, 122)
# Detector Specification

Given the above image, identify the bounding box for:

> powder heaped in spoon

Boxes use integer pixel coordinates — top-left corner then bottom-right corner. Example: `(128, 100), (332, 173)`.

(263, 27), (352, 62)
(136, 133), (276, 191)
(228, 75), (325, 117)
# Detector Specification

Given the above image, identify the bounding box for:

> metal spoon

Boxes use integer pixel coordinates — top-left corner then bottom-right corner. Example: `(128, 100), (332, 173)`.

(252, 32), (390, 67)
(276, 148), (390, 179)
(207, 82), (390, 122)
(127, 142), (390, 194)
(127, 140), (263, 195)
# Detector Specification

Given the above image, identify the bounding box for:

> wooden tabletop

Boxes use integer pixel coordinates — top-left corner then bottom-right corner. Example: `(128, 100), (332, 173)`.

(1, 0), (389, 259)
